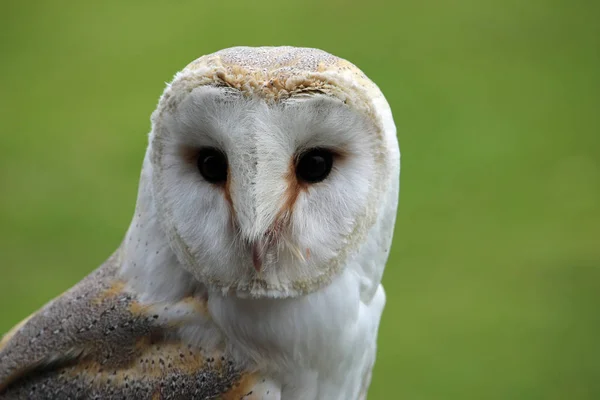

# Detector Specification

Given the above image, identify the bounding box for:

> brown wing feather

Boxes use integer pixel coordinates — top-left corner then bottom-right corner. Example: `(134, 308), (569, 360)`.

(0, 250), (258, 400)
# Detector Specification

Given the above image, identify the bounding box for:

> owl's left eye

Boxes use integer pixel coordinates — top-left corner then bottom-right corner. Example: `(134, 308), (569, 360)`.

(296, 148), (334, 183)
(197, 148), (228, 184)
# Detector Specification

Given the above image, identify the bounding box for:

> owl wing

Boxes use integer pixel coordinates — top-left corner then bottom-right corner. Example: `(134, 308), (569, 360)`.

(0, 251), (279, 400)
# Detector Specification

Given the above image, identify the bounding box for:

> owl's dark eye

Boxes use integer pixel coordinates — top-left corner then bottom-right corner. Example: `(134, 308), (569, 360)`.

(197, 148), (228, 184)
(296, 148), (334, 183)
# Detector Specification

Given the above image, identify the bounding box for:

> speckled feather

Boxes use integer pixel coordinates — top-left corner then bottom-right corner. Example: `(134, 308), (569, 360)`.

(0, 251), (258, 399)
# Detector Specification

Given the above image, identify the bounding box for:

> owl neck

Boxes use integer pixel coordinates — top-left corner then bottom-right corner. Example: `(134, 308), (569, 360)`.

(206, 259), (387, 399)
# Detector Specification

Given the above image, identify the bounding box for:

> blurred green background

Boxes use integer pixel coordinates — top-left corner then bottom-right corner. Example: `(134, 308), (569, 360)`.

(1, 0), (599, 398)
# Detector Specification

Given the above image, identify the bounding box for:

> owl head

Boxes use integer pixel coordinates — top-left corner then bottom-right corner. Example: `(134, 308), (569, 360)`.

(127, 47), (399, 299)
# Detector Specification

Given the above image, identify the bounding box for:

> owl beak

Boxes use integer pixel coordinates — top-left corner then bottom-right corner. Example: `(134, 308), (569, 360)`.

(247, 217), (287, 273)
(251, 240), (264, 272)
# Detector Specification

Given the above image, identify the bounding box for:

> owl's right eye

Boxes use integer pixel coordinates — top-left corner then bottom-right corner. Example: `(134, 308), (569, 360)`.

(197, 148), (228, 184)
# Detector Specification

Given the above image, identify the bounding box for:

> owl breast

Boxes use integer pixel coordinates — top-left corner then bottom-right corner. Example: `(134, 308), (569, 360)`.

(201, 264), (386, 400)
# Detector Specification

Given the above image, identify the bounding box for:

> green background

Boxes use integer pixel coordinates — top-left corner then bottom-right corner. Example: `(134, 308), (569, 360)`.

(1, 1), (599, 398)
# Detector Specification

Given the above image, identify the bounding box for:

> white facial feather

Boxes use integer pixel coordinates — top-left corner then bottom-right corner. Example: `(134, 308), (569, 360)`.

(148, 86), (381, 298)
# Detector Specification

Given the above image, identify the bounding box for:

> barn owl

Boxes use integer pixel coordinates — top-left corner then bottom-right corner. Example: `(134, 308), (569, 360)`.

(0, 46), (400, 399)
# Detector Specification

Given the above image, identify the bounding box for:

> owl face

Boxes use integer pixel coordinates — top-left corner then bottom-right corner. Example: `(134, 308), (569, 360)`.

(145, 47), (399, 298)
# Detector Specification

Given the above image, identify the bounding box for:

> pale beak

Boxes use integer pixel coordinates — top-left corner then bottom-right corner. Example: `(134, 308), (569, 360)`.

(251, 239), (267, 272)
